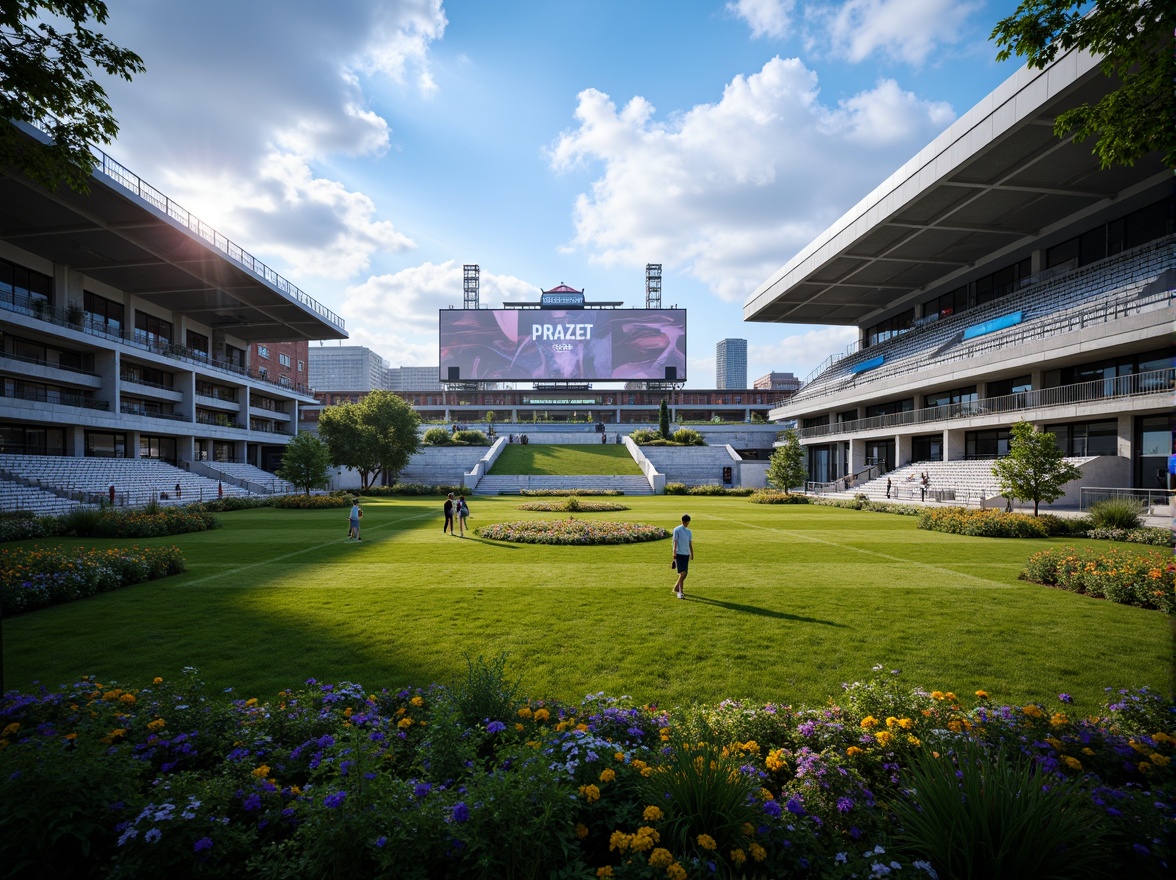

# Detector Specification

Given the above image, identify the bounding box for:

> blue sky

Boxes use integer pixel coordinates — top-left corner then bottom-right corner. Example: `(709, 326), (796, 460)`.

(95, 0), (1025, 386)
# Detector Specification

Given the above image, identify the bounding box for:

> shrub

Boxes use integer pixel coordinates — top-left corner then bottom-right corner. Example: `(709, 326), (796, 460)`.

(452, 429), (490, 445)
(518, 488), (622, 497)
(1084, 526), (1170, 546)
(0, 544), (186, 615)
(629, 428), (660, 444)
(0, 511), (60, 543)
(670, 428), (705, 446)
(475, 519), (669, 545)
(367, 483), (465, 497)
(1088, 497), (1146, 530)
(55, 507), (218, 539)
(749, 491), (810, 504)
(422, 426), (452, 445)
(1020, 546), (1174, 612)
(890, 739), (1109, 879)
(193, 496), (275, 512)
(274, 494), (352, 509)
(919, 508), (1049, 538)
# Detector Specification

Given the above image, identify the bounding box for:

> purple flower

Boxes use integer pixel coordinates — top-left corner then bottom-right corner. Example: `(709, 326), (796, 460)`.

(1058, 693), (1073, 704)
(376, 836), (387, 848)
(242, 793), (262, 812)
(486, 721), (506, 734)
(145, 828), (162, 843)
(786, 797), (806, 816)
(762, 800), (783, 818)
(414, 782), (433, 799)
(837, 797), (855, 812)
(194, 837), (213, 852)
(323, 791), (347, 809)
(451, 802), (470, 823)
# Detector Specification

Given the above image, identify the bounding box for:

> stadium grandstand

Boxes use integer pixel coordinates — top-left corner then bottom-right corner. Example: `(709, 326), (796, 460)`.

(746, 45), (1173, 510)
(0, 121), (346, 514)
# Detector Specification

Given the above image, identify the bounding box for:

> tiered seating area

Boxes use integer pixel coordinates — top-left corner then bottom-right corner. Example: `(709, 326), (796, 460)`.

(0, 454), (251, 509)
(208, 462), (296, 494)
(794, 237), (1174, 403)
(838, 457), (1095, 507)
(474, 474), (653, 495)
(398, 447), (492, 486)
(638, 446), (741, 486)
(0, 477), (81, 516)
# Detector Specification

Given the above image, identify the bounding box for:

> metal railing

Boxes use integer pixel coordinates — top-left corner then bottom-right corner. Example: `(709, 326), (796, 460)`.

(798, 368), (1174, 439)
(92, 150), (345, 334)
(0, 385), (109, 410)
(1080, 487), (1173, 514)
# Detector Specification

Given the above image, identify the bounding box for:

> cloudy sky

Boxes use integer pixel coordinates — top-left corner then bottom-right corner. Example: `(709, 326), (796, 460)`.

(93, 0), (1024, 387)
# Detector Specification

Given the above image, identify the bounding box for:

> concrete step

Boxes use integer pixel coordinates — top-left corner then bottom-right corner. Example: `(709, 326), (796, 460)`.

(474, 474), (653, 495)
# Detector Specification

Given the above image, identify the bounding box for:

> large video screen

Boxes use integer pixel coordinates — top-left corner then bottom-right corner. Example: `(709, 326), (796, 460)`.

(439, 309), (687, 382)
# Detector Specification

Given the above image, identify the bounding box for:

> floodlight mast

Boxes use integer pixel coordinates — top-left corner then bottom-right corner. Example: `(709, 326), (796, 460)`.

(645, 263), (661, 308)
(463, 264), (480, 310)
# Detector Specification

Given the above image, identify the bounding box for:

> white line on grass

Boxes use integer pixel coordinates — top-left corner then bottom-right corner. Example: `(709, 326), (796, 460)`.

(180, 507), (439, 589)
(701, 511), (1013, 589)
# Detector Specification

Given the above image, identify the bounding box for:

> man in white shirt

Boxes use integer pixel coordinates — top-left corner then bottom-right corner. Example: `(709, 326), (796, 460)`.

(671, 514), (693, 599)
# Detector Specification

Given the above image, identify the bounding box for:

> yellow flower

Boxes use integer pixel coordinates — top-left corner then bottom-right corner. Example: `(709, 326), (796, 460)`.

(153, 677), (163, 685)
(575, 822), (589, 840)
(643, 805), (663, 821)
(600, 768), (616, 783)
(2, 723), (20, 737)
(515, 723), (525, 732)
(630, 827), (659, 851)
(860, 716), (879, 728)
(609, 830), (631, 853)
(596, 867), (614, 878)
(1021, 705), (1044, 718)
(615, 751), (626, 762)
(119, 693), (136, 706)
(1062, 756), (1082, 771)
(1138, 761), (1154, 774)
(885, 717), (898, 728)
(533, 708), (550, 723)
(252, 764), (271, 778)
(846, 746), (864, 757)
(907, 735), (921, 747)
(730, 848), (747, 865)
(749, 841), (767, 861)
(666, 863), (688, 880)
(648, 848), (674, 868)
(1050, 712), (1068, 727)
(759, 787), (775, 801)
(397, 717), (413, 729)
(741, 822), (755, 837)
(579, 784), (601, 803)
(410, 695), (425, 707)
(897, 717), (914, 729)
(245, 698), (258, 708)
(765, 748), (787, 772)
(1151, 754), (1170, 767)
(697, 833), (717, 850)
(930, 691), (945, 701)
(874, 730), (893, 747)
(974, 690), (988, 699)
(1082, 747), (1095, 756)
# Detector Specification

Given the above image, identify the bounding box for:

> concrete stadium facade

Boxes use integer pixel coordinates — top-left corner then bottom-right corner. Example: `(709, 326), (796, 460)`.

(745, 46), (1173, 498)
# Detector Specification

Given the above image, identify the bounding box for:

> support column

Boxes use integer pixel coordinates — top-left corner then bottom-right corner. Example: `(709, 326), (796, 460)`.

(896, 432), (912, 468)
(945, 428), (966, 462)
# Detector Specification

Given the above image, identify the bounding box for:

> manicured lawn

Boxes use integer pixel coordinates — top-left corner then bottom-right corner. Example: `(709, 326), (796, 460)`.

(5, 496), (1170, 711)
(488, 443), (643, 475)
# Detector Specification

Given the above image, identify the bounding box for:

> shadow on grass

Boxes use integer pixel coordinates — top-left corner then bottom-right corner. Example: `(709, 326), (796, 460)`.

(453, 535), (521, 549)
(684, 593), (845, 626)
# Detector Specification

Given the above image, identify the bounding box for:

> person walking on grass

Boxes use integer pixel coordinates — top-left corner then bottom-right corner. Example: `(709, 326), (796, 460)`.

(671, 514), (693, 599)
(457, 495), (470, 537)
(348, 499), (363, 541)
(443, 492), (455, 535)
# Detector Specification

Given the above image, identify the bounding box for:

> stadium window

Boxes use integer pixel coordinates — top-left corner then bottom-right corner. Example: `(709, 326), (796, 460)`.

(84, 290), (123, 334)
(987, 376), (1031, 397)
(836, 408), (858, 423)
(923, 386), (977, 408)
(865, 309), (914, 347)
(186, 329), (209, 357)
(802, 416), (827, 429)
(865, 399), (913, 418)
(298, 360), (304, 372)
(0, 257), (52, 307)
(134, 312), (172, 347)
(964, 428), (1011, 459)
(258, 345), (269, 359)
(1046, 420), (1117, 457)
(279, 353), (291, 367)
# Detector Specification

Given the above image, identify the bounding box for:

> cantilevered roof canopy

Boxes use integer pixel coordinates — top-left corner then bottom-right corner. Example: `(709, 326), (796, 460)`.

(744, 49), (1170, 327)
(0, 123), (347, 343)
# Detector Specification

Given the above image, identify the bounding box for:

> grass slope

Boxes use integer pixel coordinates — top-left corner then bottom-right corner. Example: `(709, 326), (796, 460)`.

(6, 497), (1170, 713)
(488, 443), (643, 475)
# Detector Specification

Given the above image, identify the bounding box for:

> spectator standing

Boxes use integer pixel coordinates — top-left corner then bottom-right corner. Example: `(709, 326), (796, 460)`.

(886, 477), (892, 499)
(443, 492), (455, 535)
(671, 514), (694, 599)
(349, 500), (362, 541)
(457, 495), (470, 537)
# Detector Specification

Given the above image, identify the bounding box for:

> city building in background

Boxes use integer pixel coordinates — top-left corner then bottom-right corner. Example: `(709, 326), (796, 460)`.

(248, 341), (308, 390)
(716, 338), (747, 389)
(754, 371), (801, 392)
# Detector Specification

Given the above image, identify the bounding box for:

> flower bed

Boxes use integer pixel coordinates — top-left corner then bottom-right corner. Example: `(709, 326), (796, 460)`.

(664, 483), (754, 496)
(749, 492), (810, 504)
(1022, 546), (1175, 613)
(517, 498), (629, 512)
(475, 519), (668, 545)
(0, 544), (186, 615)
(273, 494), (353, 509)
(0, 669), (1170, 878)
(917, 507), (1079, 538)
(519, 489), (624, 496)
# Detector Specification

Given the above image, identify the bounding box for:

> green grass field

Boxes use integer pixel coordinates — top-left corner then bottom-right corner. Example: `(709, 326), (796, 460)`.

(6, 496), (1171, 711)
(488, 443), (643, 475)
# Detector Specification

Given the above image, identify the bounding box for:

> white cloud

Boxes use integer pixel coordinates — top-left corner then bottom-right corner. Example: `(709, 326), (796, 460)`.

(340, 261), (537, 363)
(549, 57), (953, 302)
(822, 0), (983, 65)
(727, 0), (795, 39)
(96, 0), (446, 280)
(750, 326), (860, 378)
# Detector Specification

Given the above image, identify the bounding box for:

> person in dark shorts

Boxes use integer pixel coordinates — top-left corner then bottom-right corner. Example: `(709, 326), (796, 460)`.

(671, 514), (693, 599)
(443, 493), (455, 535)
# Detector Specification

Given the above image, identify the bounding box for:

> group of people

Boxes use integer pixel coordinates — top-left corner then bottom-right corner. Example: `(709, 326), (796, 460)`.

(443, 492), (472, 537)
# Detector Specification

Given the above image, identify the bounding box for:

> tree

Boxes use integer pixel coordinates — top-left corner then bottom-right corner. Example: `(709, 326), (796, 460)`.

(317, 391), (421, 490)
(991, 420), (1082, 515)
(766, 429), (806, 495)
(992, 0), (1174, 168)
(276, 432), (331, 496)
(658, 399), (670, 440)
(1, 1), (145, 193)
